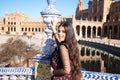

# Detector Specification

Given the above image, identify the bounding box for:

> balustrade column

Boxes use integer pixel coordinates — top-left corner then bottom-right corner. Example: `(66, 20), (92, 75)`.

(96, 28), (98, 37)
(84, 47), (87, 57)
(33, 0), (61, 79)
(91, 28), (93, 38)
(85, 27), (87, 38)
(95, 50), (97, 57)
(80, 27), (82, 38)
(101, 59), (105, 72)
(90, 47), (92, 58)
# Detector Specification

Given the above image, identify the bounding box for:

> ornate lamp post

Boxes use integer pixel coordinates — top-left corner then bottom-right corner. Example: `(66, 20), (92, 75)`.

(33, 0), (61, 79)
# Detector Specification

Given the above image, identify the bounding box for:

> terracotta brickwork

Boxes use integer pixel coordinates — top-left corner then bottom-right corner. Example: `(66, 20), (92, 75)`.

(0, 10), (46, 35)
(75, 0), (120, 39)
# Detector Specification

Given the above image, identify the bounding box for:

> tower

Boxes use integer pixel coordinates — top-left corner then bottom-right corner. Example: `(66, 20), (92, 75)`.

(78, 0), (84, 11)
(102, 0), (114, 22)
(75, 0), (84, 19)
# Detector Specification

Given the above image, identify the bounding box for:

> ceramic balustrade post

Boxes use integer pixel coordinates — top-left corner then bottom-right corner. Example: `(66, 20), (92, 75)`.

(33, 0), (61, 80)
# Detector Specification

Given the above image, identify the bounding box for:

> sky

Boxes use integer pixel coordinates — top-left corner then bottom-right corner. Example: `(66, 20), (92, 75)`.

(0, 0), (89, 18)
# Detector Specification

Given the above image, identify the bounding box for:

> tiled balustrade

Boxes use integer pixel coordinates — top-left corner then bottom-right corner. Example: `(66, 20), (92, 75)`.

(0, 67), (34, 80)
(0, 67), (120, 80)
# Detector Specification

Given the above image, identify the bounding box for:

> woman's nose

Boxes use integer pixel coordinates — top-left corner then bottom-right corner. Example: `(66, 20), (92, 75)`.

(59, 31), (63, 35)
(59, 31), (62, 34)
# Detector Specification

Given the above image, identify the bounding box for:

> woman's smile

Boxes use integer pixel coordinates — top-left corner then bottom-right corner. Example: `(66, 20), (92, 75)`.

(58, 26), (66, 42)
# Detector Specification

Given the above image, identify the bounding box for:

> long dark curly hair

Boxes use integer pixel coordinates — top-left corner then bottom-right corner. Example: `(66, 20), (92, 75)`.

(58, 21), (82, 80)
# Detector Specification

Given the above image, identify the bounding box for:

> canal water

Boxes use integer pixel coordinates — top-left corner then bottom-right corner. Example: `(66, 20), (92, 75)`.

(79, 44), (120, 74)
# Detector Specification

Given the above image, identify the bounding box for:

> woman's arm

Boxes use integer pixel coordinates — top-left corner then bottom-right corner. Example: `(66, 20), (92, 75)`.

(53, 45), (71, 76)
(51, 20), (60, 43)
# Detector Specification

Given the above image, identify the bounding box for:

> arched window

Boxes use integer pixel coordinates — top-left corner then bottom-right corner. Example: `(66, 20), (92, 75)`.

(11, 27), (13, 31)
(82, 26), (86, 38)
(87, 26), (91, 37)
(114, 25), (118, 34)
(94, 16), (97, 21)
(25, 28), (27, 31)
(2, 27), (4, 30)
(106, 15), (110, 22)
(14, 27), (16, 31)
(76, 25), (80, 35)
(39, 28), (41, 32)
(21, 28), (24, 31)
(35, 28), (37, 32)
(98, 27), (101, 36)
(104, 26), (107, 34)
(28, 28), (31, 32)
(32, 28), (34, 31)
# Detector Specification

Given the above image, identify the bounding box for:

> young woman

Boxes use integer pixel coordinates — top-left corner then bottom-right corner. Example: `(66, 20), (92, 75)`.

(50, 20), (82, 80)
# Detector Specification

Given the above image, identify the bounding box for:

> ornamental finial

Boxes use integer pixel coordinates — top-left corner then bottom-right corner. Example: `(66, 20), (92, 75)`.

(47, 0), (55, 5)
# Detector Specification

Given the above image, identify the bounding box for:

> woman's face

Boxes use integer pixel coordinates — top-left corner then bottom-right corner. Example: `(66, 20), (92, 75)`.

(58, 26), (66, 42)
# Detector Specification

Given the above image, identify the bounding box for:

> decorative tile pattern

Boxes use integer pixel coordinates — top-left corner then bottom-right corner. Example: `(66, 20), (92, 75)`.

(0, 67), (120, 80)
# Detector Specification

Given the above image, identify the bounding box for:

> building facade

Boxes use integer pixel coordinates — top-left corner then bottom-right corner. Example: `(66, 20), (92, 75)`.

(74, 0), (120, 39)
(0, 0), (120, 39)
(75, 0), (120, 73)
(0, 10), (73, 36)
(0, 10), (46, 35)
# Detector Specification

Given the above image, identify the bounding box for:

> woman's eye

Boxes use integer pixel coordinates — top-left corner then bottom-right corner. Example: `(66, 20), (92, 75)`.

(62, 31), (66, 33)
(58, 30), (66, 33)
(58, 30), (60, 33)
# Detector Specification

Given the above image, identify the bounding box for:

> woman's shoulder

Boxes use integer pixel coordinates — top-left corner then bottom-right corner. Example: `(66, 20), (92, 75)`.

(58, 41), (68, 49)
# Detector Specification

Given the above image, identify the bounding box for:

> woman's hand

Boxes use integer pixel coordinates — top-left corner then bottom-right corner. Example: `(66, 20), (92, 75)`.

(51, 19), (58, 33)
(51, 18), (60, 43)
(50, 67), (54, 76)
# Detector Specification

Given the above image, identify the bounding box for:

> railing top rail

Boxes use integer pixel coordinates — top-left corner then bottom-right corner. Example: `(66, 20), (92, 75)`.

(0, 67), (34, 75)
(0, 67), (120, 79)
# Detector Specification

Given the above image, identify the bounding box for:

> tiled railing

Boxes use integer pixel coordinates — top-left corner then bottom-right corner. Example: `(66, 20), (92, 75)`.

(0, 67), (34, 80)
(0, 67), (120, 80)
(82, 71), (120, 80)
